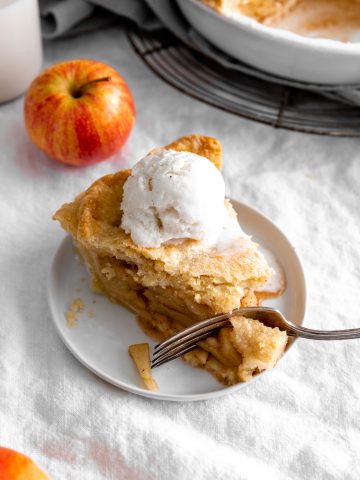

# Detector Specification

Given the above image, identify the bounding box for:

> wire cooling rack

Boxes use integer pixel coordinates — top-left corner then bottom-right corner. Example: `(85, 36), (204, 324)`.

(127, 28), (360, 137)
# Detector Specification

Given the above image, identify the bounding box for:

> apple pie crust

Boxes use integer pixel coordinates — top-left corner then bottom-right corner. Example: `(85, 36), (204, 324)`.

(202, 0), (299, 24)
(54, 135), (287, 385)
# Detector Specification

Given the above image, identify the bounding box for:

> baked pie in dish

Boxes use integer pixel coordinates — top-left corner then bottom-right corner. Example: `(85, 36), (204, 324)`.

(54, 135), (287, 386)
(202, 0), (360, 40)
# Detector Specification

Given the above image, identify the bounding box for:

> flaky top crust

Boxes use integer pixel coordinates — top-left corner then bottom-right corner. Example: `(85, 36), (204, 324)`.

(54, 135), (272, 304)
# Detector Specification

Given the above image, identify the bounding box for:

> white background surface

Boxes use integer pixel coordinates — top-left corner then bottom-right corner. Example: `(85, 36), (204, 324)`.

(0, 27), (360, 479)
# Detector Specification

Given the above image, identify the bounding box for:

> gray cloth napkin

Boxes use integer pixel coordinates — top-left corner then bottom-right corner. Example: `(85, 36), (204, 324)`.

(39, 0), (161, 38)
(39, 0), (360, 106)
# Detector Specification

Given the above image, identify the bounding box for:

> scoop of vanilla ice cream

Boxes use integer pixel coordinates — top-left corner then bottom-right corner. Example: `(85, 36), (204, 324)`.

(121, 149), (242, 248)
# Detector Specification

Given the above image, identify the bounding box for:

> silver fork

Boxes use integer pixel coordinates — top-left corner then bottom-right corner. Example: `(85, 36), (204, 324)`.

(151, 306), (360, 368)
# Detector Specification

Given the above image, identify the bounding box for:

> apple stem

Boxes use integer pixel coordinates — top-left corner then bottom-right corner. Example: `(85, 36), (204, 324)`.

(73, 76), (112, 98)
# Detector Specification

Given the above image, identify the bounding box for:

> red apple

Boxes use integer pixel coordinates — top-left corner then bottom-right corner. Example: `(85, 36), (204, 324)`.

(24, 59), (135, 166)
(0, 447), (48, 479)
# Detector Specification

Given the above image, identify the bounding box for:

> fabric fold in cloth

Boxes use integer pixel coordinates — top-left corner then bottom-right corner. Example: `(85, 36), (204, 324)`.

(40, 0), (95, 38)
(39, 0), (161, 39)
(88, 0), (161, 31)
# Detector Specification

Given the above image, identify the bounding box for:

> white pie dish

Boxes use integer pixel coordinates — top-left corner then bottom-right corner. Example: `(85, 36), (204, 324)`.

(176, 0), (360, 84)
(48, 200), (306, 402)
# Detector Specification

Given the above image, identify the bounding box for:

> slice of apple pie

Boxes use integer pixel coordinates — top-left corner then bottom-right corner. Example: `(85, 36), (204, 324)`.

(54, 135), (287, 385)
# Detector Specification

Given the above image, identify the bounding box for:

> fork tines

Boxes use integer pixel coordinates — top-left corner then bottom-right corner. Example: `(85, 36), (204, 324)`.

(151, 314), (232, 368)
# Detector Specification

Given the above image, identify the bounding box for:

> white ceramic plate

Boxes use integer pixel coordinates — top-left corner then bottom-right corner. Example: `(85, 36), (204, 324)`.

(48, 200), (306, 401)
(177, 0), (360, 84)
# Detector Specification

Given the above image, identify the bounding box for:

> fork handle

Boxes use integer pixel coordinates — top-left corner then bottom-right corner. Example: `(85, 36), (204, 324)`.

(290, 324), (360, 340)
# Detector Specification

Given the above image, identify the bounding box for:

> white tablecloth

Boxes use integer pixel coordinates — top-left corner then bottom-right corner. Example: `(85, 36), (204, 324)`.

(1, 27), (360, 480)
